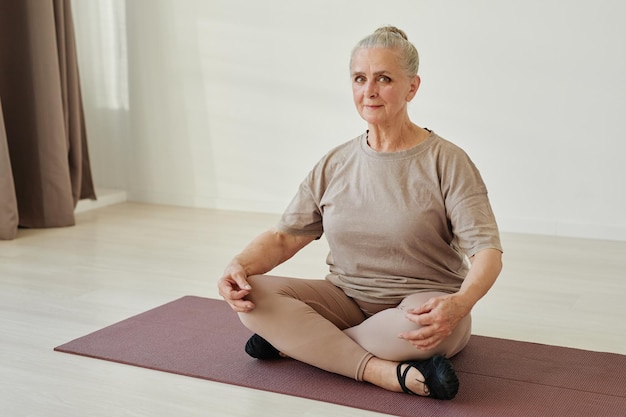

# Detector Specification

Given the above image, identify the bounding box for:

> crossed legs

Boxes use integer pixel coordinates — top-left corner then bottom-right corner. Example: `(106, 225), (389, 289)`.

(238, 275), (471, 382)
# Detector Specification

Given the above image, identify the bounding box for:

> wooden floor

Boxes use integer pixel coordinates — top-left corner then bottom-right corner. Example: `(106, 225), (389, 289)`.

(1, 202), (625, 417)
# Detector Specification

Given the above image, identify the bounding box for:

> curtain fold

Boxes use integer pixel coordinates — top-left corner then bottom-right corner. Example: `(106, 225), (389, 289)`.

(0, 97), (18, 240)
(0, 0), (95, 240)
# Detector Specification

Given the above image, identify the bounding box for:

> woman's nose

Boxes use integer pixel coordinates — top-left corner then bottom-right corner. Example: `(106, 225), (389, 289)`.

(365, 81), (378, 98)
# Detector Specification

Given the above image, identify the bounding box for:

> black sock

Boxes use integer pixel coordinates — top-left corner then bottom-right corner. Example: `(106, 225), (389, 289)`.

(244, 334), (281, 359)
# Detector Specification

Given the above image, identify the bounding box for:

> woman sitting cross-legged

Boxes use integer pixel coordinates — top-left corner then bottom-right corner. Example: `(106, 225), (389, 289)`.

(217, 25), (503, 401)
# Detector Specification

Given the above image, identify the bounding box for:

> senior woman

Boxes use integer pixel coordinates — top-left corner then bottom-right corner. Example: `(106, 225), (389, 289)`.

(218, 26), (502, 400)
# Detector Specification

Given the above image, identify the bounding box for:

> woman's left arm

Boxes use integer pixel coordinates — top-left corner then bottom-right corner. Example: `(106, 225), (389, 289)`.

(399, 248), (503, 350)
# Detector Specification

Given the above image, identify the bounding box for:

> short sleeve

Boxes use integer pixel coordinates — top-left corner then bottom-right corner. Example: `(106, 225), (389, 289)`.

(449, 192), (502, 257)
(276, 175), (324, 238)
(441, 147), (502, 257)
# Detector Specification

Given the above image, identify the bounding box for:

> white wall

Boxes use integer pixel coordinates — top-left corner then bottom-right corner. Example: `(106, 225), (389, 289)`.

(74, 0), (626, 241)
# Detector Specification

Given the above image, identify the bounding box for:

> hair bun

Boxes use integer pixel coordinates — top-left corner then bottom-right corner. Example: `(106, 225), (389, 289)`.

(351, 25), (419, 75)
(374, 26), (409, 41)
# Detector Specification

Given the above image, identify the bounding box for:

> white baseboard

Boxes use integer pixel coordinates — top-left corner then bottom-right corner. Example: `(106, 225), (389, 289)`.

(499, 216), (626, 242)
(75, 188), (127, 213)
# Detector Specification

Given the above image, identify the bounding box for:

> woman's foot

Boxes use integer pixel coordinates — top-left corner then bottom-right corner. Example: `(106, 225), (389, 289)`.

(244, 334), (287, 359)
(363, 355), (459, 400)
(397, 355), (459, 400)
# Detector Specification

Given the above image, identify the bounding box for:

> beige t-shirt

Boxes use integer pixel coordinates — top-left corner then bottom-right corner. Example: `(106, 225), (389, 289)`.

(277, 131), (502, 304)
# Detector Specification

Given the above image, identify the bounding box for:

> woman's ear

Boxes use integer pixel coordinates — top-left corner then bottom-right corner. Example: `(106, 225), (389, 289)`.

(406, 75), (421, 102)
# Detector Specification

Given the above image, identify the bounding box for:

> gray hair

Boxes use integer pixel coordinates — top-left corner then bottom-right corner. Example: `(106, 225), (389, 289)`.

(350, 26), (420, 76)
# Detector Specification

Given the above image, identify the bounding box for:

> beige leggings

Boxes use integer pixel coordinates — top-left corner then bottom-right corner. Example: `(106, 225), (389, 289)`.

(238, 275), (471, 381)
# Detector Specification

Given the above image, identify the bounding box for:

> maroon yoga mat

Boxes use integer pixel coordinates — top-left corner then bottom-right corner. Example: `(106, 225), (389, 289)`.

(55, 296), (626, 417)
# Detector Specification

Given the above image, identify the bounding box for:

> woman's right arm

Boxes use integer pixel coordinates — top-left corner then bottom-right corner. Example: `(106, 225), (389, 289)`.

(217, 228), (316, 312)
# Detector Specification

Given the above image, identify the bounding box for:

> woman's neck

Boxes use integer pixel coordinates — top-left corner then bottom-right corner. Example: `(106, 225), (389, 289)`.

(366, 122), (428, 153)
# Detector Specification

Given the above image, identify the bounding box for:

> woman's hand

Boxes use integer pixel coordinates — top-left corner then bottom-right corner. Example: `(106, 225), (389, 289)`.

(216, 229), (317, 313)
(399, 248), (502, 350)
(398, 293), (471, 351)
(217, 262), (255, 313)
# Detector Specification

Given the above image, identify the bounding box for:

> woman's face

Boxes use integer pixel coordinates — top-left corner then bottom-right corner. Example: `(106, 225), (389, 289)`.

(351, 48), (420, 126)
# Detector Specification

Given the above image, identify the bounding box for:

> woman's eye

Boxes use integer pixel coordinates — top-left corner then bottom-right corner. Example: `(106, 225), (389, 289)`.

(377, 75), (391, 82)
(354, 75), (366, 83)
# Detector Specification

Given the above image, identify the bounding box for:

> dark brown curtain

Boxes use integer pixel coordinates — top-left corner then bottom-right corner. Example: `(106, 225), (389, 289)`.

(0, 0), (95, 240)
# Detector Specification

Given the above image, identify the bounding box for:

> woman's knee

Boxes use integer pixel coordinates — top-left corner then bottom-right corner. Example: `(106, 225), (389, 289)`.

(345, 293), (472, 361)
(236, 275), (279, 331)
(243, 274), (284, 304)
(245, 274), (270, 294)
(444, 313), (472, 357)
